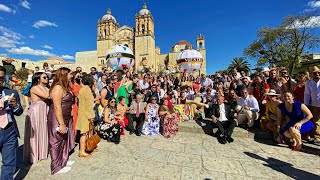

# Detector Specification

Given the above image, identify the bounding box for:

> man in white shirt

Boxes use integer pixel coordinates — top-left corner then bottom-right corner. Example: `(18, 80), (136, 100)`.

(237, 88), (260, 128)
(304, 66), (320, 144)
(210, 96), (236, 144)
(201, 77), (213, 87)
(185, 86), (194, 100)
(138, 75), (149, 90)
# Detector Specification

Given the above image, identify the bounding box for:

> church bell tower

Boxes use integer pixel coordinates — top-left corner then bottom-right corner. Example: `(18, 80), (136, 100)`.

(97, 8), (119, 65)
(134, 3), (156, 71)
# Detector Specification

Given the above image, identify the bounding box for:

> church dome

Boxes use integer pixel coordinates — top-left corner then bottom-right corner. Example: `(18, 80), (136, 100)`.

(138, 3), (151, 15)
(102, 8), (116, 22)
(176, 40), (192, 47)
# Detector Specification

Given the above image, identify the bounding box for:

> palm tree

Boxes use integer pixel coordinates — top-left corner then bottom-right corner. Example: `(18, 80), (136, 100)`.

(227, 57), (251, 74)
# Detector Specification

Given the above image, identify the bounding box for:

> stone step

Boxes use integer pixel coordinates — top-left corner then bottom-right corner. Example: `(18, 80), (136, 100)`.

(177, 119), (273, 140)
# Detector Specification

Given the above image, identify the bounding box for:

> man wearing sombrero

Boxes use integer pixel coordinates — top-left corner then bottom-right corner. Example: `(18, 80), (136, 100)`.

(304, 66), (320, 145)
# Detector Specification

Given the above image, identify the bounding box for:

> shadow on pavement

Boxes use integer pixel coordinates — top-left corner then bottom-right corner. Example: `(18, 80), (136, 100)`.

(244, 152), (319, 180)
(299, 143), (320, 156)
(14, 145), (32, 180)
(195, 118), (216, 136)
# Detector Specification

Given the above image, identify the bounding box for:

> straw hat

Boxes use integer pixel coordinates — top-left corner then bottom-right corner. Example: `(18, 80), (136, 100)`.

(309, 66), (320, 73)
(264, 89), (279, 96)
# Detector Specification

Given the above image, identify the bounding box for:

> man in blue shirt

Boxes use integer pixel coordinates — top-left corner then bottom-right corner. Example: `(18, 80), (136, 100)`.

(0, 66), (23, 180)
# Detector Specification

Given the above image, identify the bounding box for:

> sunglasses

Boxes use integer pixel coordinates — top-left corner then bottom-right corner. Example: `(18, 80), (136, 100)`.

(42, 76), (48, 79)
(313, 72), (320, 75)
(0, 77), (4, 80)
(151, 98), (156, 100)
(110, 101), (116, 103)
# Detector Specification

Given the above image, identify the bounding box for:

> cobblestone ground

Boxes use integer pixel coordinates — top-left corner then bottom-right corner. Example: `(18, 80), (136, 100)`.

(2, 113), (319, 180)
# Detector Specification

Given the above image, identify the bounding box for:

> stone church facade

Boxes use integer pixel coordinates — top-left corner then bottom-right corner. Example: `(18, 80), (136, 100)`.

(75, 3), (207, 74)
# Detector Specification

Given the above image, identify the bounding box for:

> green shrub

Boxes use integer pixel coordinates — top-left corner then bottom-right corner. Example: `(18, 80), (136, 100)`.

(16, 68), (29, 81)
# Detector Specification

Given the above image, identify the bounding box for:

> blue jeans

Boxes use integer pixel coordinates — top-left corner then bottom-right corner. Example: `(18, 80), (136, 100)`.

(4, 75), (10, 87)
(0, 124), (18, 180)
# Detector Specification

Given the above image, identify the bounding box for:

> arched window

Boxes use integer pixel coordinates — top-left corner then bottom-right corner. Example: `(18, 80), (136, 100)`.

(199, 42), (203, 49)
(142, 25), (145, 34)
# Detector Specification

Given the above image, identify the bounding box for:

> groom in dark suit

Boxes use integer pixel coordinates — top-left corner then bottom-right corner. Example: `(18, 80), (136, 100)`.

(210, 95), (236, 144)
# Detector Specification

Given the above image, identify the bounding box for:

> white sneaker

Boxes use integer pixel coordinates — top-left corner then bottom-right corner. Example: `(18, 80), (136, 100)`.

(67, 161), (75, 166)
(56, 166), (71, 174)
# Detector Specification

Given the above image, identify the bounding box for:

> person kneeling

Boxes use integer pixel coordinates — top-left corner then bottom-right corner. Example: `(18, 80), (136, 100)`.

(210, 96), (236, 144)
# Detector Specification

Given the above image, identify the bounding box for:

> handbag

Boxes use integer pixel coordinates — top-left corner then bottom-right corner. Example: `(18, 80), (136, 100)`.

(86, 121), (101, 152)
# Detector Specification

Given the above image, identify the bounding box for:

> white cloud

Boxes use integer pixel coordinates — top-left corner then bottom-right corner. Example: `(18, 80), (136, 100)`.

(6, 46), (55, 57)
(0, 26), (23, 48)
(42, 44), (53, 50)
(0, 4), (16, 14)
(20, 0), (31, 10)
(33, 20), (58, 29)
(0, 53), (8, 57)
(61, 55), (75, 60)
(308, 1), (320, 8)
(290, 16), (320, 28)
(29, 35), (34, 39)
(0, 17), (4, 20)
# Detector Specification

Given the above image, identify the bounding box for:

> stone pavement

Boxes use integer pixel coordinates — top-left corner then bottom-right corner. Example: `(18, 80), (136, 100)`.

(2, 113), (320, 180)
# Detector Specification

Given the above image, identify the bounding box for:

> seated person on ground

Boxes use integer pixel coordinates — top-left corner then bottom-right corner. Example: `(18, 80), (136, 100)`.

(210, 95), (236, 144)
(236, 88), (260, 129)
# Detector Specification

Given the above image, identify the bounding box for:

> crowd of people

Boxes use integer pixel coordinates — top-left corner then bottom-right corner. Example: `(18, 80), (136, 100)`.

(0, 57), (319, 178)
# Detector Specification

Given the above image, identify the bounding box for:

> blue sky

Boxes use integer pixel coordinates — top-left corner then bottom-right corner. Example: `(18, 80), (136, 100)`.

(0, 0), (319, 74)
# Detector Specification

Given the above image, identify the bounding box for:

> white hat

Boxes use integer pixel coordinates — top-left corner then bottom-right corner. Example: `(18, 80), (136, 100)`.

(264, 89), (280, 96)
(261, 67), (270, 73)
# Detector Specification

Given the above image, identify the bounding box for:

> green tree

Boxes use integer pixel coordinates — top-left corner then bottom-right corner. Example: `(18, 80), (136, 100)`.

(227, 57), (251, 74)
(244, 14), (320, 75)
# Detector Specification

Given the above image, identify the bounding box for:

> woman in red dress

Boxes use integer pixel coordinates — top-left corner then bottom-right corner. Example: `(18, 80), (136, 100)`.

(250, 74), (270, 115)
(69, 71), (81, 135)
(293, 71), (308, 103)
(116, 96), (129, 135)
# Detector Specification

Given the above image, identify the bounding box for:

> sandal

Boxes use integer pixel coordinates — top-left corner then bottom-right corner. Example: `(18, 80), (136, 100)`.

(78, 152), (91, 158)
(92, 149), (98, 152)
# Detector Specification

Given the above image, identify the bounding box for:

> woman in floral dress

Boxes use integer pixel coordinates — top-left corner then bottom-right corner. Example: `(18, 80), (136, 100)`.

(99, 97), (122, 144)
(159, 99), (178, 138)
(142, 96), (160, 136)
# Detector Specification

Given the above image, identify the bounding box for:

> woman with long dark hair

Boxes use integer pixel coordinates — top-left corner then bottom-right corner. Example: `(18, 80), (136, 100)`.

(23, 72), (50, 163)
(47, 67), (75, 174)
(99, 97), (122, 144)
(159, 99), (178, 138)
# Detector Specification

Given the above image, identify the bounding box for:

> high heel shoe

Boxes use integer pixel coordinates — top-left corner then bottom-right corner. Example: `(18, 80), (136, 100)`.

(78, 152), (91, 158)
(292, 144), (302, 152)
